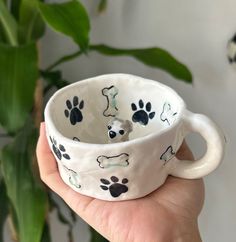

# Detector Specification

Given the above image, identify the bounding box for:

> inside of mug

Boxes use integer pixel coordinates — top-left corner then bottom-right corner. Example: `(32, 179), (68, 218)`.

(47, 75), (184, 144)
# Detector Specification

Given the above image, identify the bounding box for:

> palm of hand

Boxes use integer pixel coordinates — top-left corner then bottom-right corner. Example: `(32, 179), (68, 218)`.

(37, 124), (204, 242)
(73, 171), (204, 242)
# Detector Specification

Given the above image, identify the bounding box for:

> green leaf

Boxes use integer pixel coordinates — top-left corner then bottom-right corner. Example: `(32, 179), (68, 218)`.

(9, 204), (19, 239)
(1, 120), (47, 242)
(45, 50), (82, 71)
(38, 0), (90, 51)
(19, 0), (46, 44)
(90, 227), (108, 242)
(90, 44), (193, 83)
(0, 180), (9, 242)
(40, 70), (69, 90)
(98, 0), (107, 13)
(41, 222), (51, 242)
(0, 43), (38, 134)
(10, 0), (22, 20)
(0, 21), (6, 43)
(0, 0), (18, 45)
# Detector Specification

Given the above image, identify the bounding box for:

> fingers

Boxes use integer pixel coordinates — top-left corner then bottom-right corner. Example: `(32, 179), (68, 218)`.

(36, 123), (57, 176)
(36, 123), (94, 215)
(36, 123), (70, 197)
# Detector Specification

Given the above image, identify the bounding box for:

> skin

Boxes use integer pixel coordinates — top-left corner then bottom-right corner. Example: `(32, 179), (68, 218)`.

(36, 123), (204, 242)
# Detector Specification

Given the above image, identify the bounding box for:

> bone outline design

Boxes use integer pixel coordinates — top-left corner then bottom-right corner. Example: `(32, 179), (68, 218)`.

(160, 102), (177, 126)
(160, 146), (176, 165)
(102, 85), (119, 117)
(63, 165), (81, 188)
(97, 153), (129, 168)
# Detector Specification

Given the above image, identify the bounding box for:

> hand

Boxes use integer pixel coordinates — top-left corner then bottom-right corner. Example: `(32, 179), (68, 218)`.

(36, 123), (204, 242)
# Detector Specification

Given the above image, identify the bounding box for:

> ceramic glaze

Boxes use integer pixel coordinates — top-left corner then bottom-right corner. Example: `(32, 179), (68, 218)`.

(44, 73), (225, 201)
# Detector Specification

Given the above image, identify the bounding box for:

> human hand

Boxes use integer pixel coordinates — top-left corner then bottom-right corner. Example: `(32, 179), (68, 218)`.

(36, 122), (204, 242)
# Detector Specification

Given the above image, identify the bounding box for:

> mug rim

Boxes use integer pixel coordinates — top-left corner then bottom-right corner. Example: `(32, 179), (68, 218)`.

(44, 73), (186, 148)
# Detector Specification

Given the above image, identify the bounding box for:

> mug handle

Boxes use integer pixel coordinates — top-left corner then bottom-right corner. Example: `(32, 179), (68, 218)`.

(169, 110), (225, 179)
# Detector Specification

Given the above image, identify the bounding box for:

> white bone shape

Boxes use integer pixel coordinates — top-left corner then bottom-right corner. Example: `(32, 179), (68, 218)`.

(160, 146), (175, 165)
(63, 165), (81, 188)
(97, 153), (129, 168)
(160, 102), (177, 126)
(102, 86), (119, 117)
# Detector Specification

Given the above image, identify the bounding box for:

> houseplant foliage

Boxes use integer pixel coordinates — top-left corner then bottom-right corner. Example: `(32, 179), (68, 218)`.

(0, 0), (193, 241)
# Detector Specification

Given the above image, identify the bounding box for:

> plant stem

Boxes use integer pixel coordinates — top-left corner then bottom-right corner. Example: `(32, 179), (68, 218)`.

(26, 11), (39, 44)
(0, 0), (18, 46)
(34, 43), (43, 129)
(32, 42), (43, 177)
(46, 50), (82, 71)
(45, 44), (111, 71)
(33, 78), (43, 129)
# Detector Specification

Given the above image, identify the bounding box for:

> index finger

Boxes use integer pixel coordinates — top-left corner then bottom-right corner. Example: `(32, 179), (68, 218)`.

(36, 122), (70, 197)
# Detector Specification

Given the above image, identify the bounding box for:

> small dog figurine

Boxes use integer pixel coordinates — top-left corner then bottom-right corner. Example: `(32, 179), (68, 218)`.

(107, 118), (133, 143)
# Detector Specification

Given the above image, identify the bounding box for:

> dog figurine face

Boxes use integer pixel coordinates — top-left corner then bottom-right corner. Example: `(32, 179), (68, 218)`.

(107, 118), (133, 143)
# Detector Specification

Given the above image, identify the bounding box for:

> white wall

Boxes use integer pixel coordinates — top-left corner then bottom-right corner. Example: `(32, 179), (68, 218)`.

(7, 0), (236, 241)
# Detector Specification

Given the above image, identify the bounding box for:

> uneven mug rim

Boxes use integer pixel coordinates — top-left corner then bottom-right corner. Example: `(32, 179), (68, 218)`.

(44, 73), (186, 148)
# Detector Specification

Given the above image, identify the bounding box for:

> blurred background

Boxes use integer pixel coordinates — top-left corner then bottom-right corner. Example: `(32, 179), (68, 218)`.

(2, 0), (236, 241)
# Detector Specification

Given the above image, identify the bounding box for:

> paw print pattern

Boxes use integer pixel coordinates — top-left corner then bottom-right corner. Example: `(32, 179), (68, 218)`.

(64, 96), (84, 125)
(49, 136), (70, 160)
(131, 99), (155, 125)
(100, 176), (129, 197)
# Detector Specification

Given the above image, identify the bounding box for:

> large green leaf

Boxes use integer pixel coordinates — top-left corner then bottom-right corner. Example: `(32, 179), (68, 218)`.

(45, 49), (82, 71)
(40, 70), (69, 92)
(10, 0), (22, 20)
(0, 180), (9, 242)
(19, 0), (46, 44)
(40, 222), (51, 242)
(0, 121), (47, 242)
(0, 21), (6, 43)
(38, 0), (90, 51)
(0, 0), (18, 45)
(90, 227), (109, 242)
(90, 44), (193, 83)
(0, 43), (38, 134)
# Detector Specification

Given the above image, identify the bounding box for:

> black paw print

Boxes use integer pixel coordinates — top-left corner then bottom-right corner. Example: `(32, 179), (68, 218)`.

(131, 99), (155, 125)
(64, 96), (84, 125)
(100, 176), (129, 197)
(49, 136), (70, 160)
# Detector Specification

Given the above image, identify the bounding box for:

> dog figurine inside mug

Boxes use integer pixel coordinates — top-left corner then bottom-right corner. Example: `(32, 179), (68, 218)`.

(44, 73), (225, 201)
(107, 118), (133, 143)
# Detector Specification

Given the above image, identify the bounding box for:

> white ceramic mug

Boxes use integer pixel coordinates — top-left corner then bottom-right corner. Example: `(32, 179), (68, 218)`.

(44, 73), (225, 201)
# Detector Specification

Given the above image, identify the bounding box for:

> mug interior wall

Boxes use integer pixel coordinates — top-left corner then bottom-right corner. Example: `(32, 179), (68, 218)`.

(49, 75), (182, 144)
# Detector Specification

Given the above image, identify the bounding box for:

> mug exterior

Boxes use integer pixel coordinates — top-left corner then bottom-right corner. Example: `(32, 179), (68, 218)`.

(45, 122), (184, 201)
(44, 74), (188, 201)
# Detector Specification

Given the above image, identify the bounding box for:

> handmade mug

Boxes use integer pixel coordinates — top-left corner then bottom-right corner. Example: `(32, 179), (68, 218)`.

(44, 73), (225, 201)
